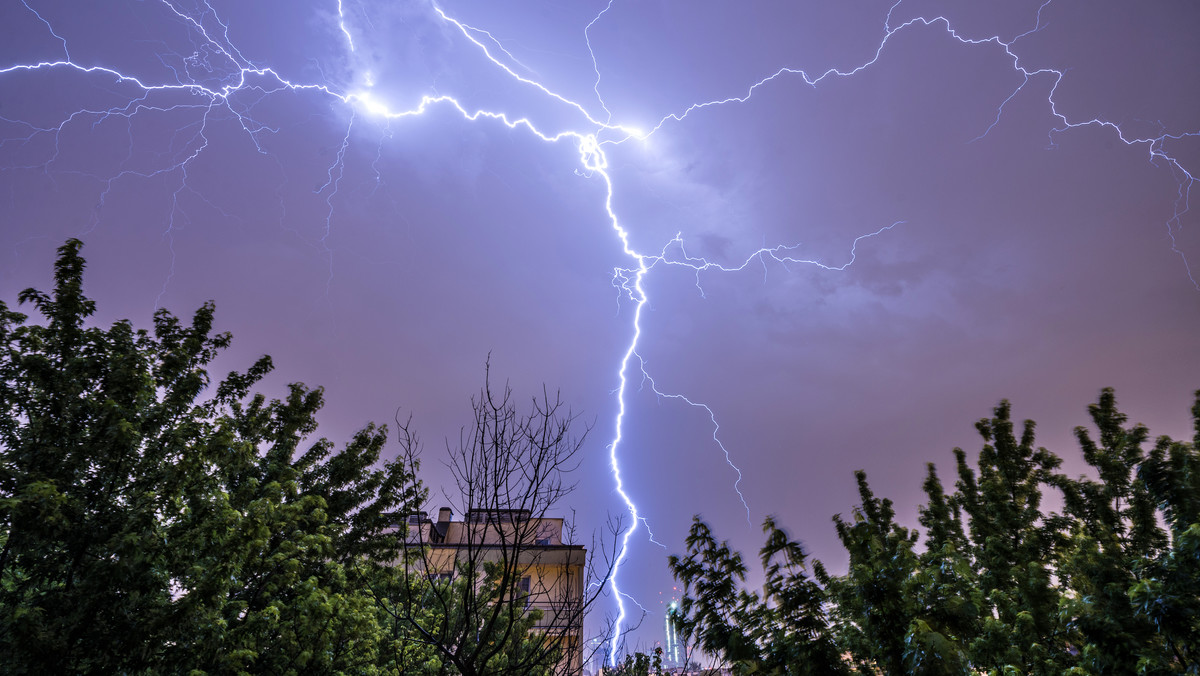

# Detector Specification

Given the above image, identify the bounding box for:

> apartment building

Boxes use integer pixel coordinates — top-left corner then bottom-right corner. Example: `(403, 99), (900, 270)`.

(405, 507), (587, 675)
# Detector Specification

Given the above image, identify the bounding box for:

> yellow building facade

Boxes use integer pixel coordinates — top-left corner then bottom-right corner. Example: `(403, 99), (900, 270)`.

(406, 508), (586, 675)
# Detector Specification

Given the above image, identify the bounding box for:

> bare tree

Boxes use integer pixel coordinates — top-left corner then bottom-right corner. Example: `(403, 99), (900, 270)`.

(376, 363), (616, 676)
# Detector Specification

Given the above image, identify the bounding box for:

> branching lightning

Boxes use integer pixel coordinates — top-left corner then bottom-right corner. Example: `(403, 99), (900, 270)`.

(2, 0), (1198, 666)
(634, 358), (752, 523)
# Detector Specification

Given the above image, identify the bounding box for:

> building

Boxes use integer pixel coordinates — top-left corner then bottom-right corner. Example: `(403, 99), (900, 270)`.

(405, 507), (587, 675)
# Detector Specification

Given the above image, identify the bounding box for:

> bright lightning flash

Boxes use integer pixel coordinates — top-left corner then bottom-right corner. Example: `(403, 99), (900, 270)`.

(2, 0), (1198, 667)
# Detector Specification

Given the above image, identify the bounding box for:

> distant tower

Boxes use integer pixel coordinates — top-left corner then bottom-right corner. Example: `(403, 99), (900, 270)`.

(664, 601), (681, 667)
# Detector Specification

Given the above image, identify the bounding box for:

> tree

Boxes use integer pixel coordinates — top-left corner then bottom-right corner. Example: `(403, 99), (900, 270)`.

(669, 516), (847, 675)
(669, 389), (1200, 674)
(1056, 388), (1166, 674)
(0, 239), (421, 674)
(602, 648), (664, 676)
(817, 470), (920, 675)
(903, 464), (978, 675)
(818, 468), (978, 676)
(372, 366), (613, 676)
(951, 400), (1073, 674)
(1129, 392), (1200, 672)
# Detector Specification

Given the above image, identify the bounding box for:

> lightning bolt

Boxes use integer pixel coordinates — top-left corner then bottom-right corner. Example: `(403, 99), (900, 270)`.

(634, 357), (752, 524)
(337, 0), (356, 52)
(316, 113), (356, 293)
(2, 0), (1198, 666)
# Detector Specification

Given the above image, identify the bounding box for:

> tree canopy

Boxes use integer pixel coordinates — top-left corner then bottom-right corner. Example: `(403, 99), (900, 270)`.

(671, 390), (1200, 675)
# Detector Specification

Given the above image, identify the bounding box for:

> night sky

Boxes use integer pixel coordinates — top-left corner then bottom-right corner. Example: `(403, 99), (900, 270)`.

(2, 0), (1198, 657)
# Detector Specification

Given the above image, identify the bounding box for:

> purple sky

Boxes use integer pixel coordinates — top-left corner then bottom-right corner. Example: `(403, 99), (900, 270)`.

(2, 0), (1199, 658)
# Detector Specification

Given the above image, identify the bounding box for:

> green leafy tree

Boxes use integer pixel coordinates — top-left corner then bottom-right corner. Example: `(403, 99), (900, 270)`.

(669, 516), (847, 675)
(0, 240), (421, 674)
(818, 468), (976, 676)
(817, 470), (919, 675)
(904, 464), (978, 675)
(603, 648), (663, 676)
(1129, 392), (1200, 672)
(668, 390), (1200, 675)
(1056, 388), (1167, 674)
(952, 400), (1072, 675)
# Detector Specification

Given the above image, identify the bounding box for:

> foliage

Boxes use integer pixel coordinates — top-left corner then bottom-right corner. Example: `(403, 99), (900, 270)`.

(372, 560), (554, 675)
(816, 470), (919, 675)
(602, 648), (664, 676)
(670, 388), (1200, 675)
(1057, 390), (1166, 674)
(0, 240), (422, 674)
(950, 400), (1072, 674)
(669, 516), (847, 675)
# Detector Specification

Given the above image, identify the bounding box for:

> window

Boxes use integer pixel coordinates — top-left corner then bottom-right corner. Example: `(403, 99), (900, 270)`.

(519, 576), (532, 609)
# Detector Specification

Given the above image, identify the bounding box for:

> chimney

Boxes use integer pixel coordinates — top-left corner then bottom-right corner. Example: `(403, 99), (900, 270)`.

(431, 507), (453, 543)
